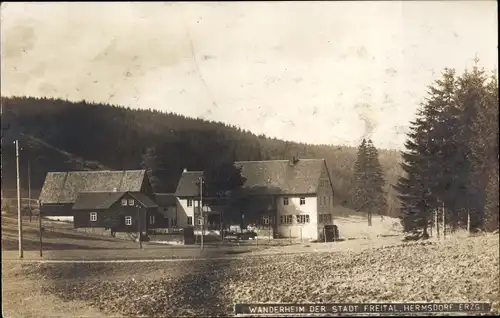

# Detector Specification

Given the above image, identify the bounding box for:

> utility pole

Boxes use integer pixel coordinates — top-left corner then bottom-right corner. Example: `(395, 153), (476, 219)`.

(434, 207), (439, 239)
(28, 159), (32, 222)
(199, 176), (204, 250)
(137, 205), (142, 249)
(39, 199), (43, 257)
(15, 140), (23, 259)
(467, 210), (471, 234)
(442, 201), (446, 240)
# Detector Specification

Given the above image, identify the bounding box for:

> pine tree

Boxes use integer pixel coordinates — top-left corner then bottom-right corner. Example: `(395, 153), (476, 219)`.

(482, 73), (499, 231)
(454, 61), (492, 230)
(394, 116), (437, 236)
(365, 139), (387, 223)
(395, 69), (458, 236)
(352, 139), (387, 225)
(467, 70), (499, 230)
(353, 139), (369, 212)
(483, 163), (499, 231)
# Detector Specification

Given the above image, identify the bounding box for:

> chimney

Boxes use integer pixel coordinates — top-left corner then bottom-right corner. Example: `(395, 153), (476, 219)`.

(183, 168), (187, 173)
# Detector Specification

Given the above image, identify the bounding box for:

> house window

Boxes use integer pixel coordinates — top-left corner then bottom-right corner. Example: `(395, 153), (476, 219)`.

(90, 212), (97, 222)
(187, 216), (193, 225)
(263, 216), (270, 225)
(187, 199), (193, 207)
(280, 215), (293, 224)
(283, 197), (289, 205)
(297, 214), (310, 224)
(149, 215), (155, 225)
(128, 199), (135, 206)
(197, 218), (203, 225)
(300, 197), (306, 205)
(125, 216), (132, 225)
(121, 199), (127, 206)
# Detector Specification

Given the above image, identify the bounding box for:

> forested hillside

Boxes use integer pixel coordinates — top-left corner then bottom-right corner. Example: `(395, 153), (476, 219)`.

(1, 96), (402, 216)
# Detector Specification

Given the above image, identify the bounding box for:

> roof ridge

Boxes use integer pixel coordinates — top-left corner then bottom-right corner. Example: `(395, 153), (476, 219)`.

(78, 191), (126, 194)
(235, 160), (289, 163)
(48, 169), (146, 174)
(235, 159), (324, 163)
(129, 192), (157, 207)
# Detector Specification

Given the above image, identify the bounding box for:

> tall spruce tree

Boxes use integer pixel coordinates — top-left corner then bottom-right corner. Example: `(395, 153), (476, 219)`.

(395, 116), (437, 235)
(395, 68), (458, 235)
(353, 139), (369, 213)
(396, 63), (498, 235)
(352, 139), (387, 225)
(481, 73), (499, 231)
(365, 139), (387, 223)
(460, 65), (499, 230)
(483, 163), (499, 231)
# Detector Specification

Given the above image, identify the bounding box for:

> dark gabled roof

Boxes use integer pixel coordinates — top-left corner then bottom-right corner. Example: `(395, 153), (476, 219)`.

(72, 191), (158, 210)
(234, 159), (326, 195)
(72, 192), (126, 210)
(174, 171), (203, 197)
(129, 192), (158, 208)
(39, 170), (147, 204)
(155, 193), (177, 207)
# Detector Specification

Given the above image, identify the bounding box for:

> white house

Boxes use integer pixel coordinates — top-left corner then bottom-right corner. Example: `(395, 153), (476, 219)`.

(162, 159), (335, 241)
(173, 170), (202, 228)
(173, 169), (223, 230)
(234, 158), (335, 241)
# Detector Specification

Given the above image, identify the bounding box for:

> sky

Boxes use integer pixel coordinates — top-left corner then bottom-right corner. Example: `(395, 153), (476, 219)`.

(1, 1), (498, 150)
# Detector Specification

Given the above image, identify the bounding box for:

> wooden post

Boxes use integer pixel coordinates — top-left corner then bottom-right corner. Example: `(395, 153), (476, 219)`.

(199, 176), (204, 250)
(137, 206), (142, 249)
(220, 211), (223, 243)
(435, 207), (440, 239)
(467, 210), (470, 234)
(28, 159), (32, 223)
(39, 200), (42, 257)
(323, 227), (326, 243)
(442, 201), (446, 240)
(300, 227), (303, 243)
(15, 140), (23, 259)
(289, 229), (292, 244)
(268, 217), (271, 242)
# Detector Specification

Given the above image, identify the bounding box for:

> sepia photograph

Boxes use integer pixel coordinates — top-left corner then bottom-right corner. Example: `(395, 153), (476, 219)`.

(1, 1), (498, 317)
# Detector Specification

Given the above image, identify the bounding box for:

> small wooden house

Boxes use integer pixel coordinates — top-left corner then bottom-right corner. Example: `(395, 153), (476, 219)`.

(38, 170), (154, 222)
(72, 191), (158, 232)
